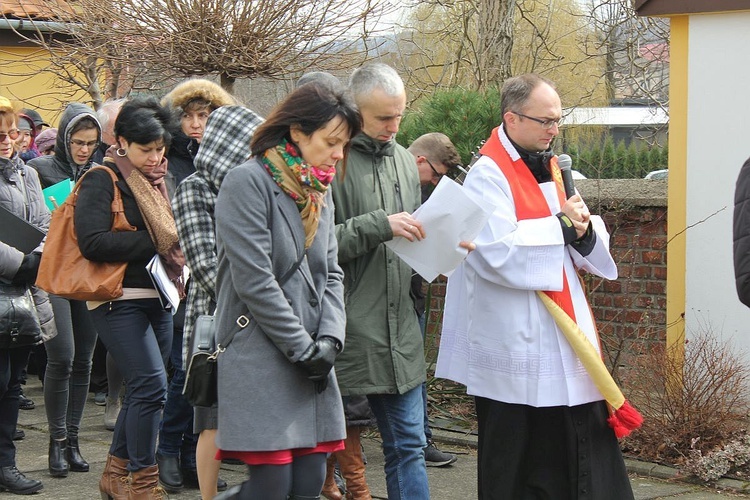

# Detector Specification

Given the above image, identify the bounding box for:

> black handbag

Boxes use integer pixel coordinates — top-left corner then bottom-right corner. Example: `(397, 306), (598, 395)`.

(182, 245), (307, 407)
(183, 314), (221, 407)
(183, 312), (251, 407)
(0, 283), (42, 349)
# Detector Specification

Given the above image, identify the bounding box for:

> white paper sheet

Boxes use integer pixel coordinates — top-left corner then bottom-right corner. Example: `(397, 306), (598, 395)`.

(385, 177), (494, 282)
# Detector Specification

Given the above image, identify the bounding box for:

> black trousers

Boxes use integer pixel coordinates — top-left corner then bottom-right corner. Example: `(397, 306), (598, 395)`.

(475, 397), (633, 500)
(0, 346), (33, 467)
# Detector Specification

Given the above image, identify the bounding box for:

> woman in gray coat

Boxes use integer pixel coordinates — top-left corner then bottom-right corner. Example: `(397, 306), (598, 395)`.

(0, 96), (55, 495)
(213, 83), (360, 499)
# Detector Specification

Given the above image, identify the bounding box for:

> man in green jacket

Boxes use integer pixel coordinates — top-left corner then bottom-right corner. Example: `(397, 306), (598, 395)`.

(332, 63), (430, 500)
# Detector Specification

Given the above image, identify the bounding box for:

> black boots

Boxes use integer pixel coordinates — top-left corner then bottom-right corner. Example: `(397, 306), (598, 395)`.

(49, 438), (69, 477)
(0, 465), (43, 494)
(155, 453), (183, 493)
(49, 437), (89, 476)
(66, 436), (90, 472)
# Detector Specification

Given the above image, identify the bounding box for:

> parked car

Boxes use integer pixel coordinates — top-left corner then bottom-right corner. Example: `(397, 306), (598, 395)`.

(645, 169), (668, 180)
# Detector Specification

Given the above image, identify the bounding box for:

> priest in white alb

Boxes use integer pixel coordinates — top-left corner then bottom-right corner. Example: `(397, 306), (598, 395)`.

(436, 73), (638, 500)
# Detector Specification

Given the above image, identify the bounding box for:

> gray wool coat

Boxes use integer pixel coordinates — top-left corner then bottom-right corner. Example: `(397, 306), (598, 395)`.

(214, 158), (346, 452)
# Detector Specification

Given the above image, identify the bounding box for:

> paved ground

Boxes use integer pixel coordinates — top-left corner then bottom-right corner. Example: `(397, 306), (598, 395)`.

(10, 379), (750, 499)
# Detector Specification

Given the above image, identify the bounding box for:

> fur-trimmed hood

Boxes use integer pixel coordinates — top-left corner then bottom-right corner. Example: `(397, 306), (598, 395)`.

(161, 79), (237, 111)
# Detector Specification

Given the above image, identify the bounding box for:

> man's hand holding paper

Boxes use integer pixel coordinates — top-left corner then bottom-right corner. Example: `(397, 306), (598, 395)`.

(385, 177), (492, 282)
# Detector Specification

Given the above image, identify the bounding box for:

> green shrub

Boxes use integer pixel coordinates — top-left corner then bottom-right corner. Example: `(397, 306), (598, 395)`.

(566, 138), (668, 179)
(397, 87), (502, 166)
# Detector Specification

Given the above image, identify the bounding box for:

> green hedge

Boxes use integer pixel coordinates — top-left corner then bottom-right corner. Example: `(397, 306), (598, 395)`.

(398, 88), (668, 179)
(567, 138), (668, 179)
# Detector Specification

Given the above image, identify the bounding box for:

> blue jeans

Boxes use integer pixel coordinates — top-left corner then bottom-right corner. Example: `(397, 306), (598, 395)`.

(418, 312), (431, 441)
(367, 386), (430, 500)
(158, 303), (198, 469)
(91, 299), (172, 471)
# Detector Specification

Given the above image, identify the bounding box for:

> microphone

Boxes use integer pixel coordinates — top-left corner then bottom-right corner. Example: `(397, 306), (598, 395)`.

(557, 154), (575, 199)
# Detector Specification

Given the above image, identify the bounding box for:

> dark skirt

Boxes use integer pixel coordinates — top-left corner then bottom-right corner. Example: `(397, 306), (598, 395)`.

(475, 397), (634, 500)
(193, 405), (217, 434)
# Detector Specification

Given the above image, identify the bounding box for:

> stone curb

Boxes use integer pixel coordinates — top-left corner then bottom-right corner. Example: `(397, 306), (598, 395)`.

(624, 457), (750, 494)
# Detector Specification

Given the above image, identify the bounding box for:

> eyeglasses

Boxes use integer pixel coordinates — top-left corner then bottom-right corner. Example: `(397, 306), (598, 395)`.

(511, 111), (560, 130)
(425, 157), (444, 181)
(70, 139), (99, 149)
(0, 129), (20, 142)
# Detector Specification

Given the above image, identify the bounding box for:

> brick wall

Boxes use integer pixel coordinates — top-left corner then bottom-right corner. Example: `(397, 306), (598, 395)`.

(423, 179), (668, 378)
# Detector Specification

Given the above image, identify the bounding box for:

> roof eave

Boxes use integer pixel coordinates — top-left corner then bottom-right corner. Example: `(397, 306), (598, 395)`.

(635, 0), (750, 16)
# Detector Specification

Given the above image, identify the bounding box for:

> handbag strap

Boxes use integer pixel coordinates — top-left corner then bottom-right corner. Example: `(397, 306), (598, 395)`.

(69, 165), (125, 214)
(217, 248), (306, 353)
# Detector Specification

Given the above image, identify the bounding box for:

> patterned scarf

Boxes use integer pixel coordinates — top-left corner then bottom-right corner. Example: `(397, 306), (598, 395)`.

(260, 140), (335, 248)
(106, 147), (186, 282)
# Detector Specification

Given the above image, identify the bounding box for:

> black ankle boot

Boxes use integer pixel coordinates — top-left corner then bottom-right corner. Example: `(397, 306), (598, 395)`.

(66, 436), (89, 472)
(0, 466), (43, 494)
(48, 438), (69, 477)
(156, 452), (183, 492)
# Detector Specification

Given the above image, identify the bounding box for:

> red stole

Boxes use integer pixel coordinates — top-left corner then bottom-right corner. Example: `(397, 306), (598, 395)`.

(479, 127), (577, 322)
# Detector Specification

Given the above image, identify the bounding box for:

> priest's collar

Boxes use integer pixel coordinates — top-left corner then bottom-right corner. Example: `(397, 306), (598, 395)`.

(507, 136), (554, 183)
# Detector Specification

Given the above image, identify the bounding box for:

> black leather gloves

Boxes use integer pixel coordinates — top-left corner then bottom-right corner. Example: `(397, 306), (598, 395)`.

(296, 336), (340, 393)
(12, 253), (42, 285)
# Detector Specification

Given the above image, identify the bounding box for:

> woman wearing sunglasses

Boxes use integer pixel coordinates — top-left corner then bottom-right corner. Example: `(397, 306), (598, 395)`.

(0, 96), (56, 495)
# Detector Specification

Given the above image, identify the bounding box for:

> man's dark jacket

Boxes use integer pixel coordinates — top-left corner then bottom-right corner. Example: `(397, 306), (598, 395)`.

(734, 157), (750, 307)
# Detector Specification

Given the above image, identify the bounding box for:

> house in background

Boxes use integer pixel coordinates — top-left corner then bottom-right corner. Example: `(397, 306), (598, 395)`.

(560, 102), (669, 148)
(1, 0), (83, 125)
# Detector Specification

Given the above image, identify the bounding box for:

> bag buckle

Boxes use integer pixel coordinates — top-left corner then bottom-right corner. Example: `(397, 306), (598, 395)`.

(208, 346), (224, 361)
(236, 315), (249, 328)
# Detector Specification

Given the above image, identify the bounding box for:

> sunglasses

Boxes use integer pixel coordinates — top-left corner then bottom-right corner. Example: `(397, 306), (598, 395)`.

(0, 129), (20, 142)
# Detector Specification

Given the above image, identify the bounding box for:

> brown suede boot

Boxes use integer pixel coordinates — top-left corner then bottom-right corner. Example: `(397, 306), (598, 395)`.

(128, 465), (168, 500)
(99, 454), (130, 500)
(337, 427), (372, 500)
(321, 454), (343, 500)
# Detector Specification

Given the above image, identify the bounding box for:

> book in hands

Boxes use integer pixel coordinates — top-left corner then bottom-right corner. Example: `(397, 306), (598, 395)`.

(0, 205), (46, 254)
(42, 179), (73, 211)
(146, 254), (189, 314)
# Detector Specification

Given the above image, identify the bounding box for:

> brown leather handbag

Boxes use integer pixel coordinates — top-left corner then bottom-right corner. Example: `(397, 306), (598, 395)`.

(36, 166), (135, 301)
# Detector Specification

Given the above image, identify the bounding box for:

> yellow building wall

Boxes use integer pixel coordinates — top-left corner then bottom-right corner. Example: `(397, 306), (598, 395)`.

(0, 45), (91, 127)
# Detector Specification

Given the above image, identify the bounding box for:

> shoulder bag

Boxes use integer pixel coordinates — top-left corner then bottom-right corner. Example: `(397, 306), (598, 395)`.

(36, 166), (135, 301)
(183, 248), (307, 407)
(0, 283), (42, 348)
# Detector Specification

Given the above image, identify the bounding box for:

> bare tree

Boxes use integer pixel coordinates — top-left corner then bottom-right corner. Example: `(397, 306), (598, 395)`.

(8, 0), (394, 107)
(477, 0), (516, 88)
(392, 0), (667, 112)
(583, 0), (669, 106)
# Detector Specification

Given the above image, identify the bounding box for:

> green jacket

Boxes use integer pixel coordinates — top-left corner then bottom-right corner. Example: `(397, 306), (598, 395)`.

(332, 133), (426, 396)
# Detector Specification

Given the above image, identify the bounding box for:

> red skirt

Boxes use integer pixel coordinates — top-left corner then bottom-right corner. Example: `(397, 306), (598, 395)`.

(216, 440), (344, 466)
